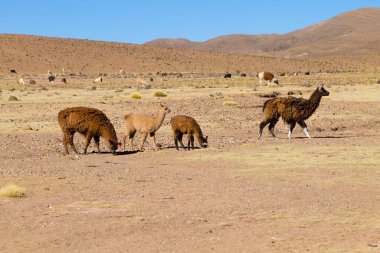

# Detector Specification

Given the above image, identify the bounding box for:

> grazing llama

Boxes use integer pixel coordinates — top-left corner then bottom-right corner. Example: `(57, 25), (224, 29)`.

(58, 107), (119, 154)
(170, 115), (208, 150)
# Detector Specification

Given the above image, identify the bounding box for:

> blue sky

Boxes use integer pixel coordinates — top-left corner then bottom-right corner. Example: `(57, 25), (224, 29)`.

(0, 0), (379, 44)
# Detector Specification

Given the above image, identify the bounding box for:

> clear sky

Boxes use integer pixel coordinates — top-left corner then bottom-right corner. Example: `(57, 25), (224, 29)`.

(0, 0), (379, 44)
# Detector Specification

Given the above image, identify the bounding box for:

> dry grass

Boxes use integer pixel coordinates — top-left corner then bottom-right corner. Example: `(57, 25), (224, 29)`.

(0, 184), (25, 198)
(223, 101), (238, 106)
(131, 93), (142, 99)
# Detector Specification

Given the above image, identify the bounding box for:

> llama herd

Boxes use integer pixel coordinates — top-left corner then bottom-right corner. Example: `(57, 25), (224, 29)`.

(58, 84), (329, 155)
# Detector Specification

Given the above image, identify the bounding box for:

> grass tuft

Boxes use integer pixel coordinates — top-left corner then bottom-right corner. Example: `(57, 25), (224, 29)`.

(131, 93), (142, 99)
(0, 184), (25, 198)
(153, 91), (167, 97)
(8, 96), (19, 101)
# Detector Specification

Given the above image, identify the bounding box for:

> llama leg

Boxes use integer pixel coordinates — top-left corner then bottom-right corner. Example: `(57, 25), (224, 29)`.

(268, 118), (279, 139)
(67, 131), (78, 154)
(150, 132), (158, 150)
(62, 133), (69, 154)
(123, 132), (128, 150)
(83, 134), (93, 154)
(174, 132), (179, 150)
(190, 135), (195, 150)
(178, 133), (186, 150)
(288, 121), (296, 139)
(187, 134), (192, 150)
(258, 119), (271, 139)
(128, 131), (136, 151)
(140, 132), (148, 151)
(94, 135), (100, 153)
(298, 120), (311, 138)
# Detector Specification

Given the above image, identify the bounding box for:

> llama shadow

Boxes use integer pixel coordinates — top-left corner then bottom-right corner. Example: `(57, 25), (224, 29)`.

(292, 135), (352, 139)
(164, 145), (202, 150)
(114, 150), (140, 155)
(90, 150), (140, 155)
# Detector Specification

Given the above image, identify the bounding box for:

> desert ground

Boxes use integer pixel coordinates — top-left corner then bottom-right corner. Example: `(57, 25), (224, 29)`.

(0, 72), (379, 252)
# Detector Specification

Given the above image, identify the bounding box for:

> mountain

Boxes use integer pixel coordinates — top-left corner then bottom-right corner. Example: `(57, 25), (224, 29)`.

(145, 8), (380, 57)
(0, 34), (321, 74)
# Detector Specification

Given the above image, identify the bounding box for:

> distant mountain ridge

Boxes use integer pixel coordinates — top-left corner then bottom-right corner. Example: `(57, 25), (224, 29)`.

(145, 8), (380, 57)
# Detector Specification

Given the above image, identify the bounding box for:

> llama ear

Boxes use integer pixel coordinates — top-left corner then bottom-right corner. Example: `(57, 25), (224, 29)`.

(205, 136), (208, 140)
(318, 84), (324, 90)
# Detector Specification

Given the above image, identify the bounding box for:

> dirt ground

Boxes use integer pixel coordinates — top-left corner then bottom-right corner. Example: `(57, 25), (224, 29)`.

(0, 74), (379, 252)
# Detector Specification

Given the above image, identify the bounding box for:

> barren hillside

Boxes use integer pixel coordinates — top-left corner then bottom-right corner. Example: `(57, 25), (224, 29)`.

(145, 8), (380, 57)
(1, 34), (379, 75)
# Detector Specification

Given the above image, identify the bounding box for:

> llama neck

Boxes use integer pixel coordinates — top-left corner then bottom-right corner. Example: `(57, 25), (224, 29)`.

(100, 124), (117, 142)
(195, 129), (204, 146)
(153, 109), (166, 131)
(306, 88), (323, 115)
(194, 126), (205, 145)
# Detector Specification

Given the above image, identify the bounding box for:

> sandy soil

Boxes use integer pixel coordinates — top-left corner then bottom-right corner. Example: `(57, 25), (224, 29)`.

(0, 75), (379, 252)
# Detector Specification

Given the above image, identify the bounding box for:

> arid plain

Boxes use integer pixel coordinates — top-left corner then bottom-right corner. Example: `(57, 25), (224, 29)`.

(0, 69), (379, 252)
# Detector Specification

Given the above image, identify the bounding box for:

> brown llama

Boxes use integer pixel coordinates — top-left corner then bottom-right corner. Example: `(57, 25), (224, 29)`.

(123, 104), (170, 151)
(170, 115), (208, 150)
(258, 84), (329, 139)
(58, 107), (119, 154)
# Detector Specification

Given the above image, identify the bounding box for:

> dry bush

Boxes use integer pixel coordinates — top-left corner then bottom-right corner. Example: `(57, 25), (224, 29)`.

(0, 184), (25, 198)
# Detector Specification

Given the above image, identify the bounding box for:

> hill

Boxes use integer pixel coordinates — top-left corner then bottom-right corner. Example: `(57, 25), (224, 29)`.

(145, 8), (380, 57)
(0, 34), (379, 75)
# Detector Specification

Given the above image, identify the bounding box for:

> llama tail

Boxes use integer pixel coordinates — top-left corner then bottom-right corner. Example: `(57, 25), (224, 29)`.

(262, 99), (272, 112)
(124, 114), (131, 120)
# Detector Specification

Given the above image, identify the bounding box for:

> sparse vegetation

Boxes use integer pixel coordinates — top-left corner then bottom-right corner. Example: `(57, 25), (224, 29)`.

(0, 184), (25, 198)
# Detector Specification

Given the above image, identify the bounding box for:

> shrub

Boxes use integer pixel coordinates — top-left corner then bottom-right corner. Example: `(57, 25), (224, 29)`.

(0, 184), (25, 198)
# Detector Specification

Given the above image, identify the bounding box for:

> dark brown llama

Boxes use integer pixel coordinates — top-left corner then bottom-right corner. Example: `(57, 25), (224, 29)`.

(170, 115), (208, 150)
(258, 84), (329, 139)
(58, 107), (119, 154)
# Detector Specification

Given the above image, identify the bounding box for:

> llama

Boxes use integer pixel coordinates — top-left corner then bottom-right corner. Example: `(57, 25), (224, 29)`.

(29, 80), (37, 85)
(94, 77), (102, 83)
(123, 104), (170, 151)
(170, 115), (208, 150)
(58, 107), (119, 154)
(48, 75), (55, 83)
(258, 84), (329, 139)
(17, 78), (26, 86)
(61, 78), (67, 84)
(258, 72), (279, 86)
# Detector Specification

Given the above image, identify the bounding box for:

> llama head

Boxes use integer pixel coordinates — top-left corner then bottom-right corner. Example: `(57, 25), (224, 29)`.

(159, 103), (171, 113)
(108, 139), (119, 154)
(201, 136), (208, 148)
(318, 84), (329, 96)
(273, 79), (279, 85)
